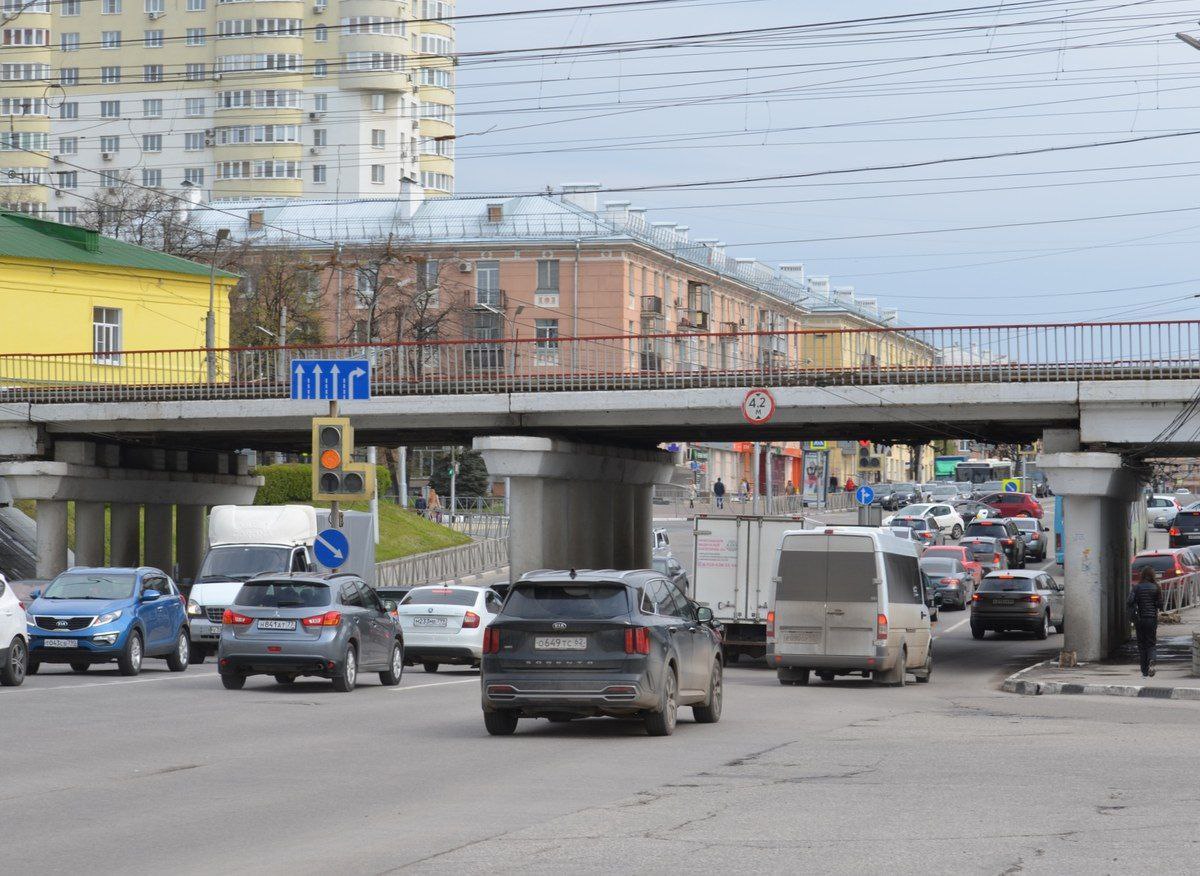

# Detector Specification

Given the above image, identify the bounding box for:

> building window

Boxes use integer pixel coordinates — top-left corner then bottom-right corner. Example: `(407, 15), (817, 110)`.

(536, 259), (559, 293)
(184, 167), (205, 186)
(143, 98), (162, 118)
(185, 63), (205, 81)
(535, 319), (560, 366)
(142, 134), (162, 152)
(419, 259), (439, 305)
(93, 307), (122, 365)
(144, 30), (163, 48)
(312, 128), (326, 147)
(142, 168), (162, 187)
(186, 27), (206, 45)
(59, 67), (78, 86)
(314, 24), (327, 42)
(101, 30), (121, 49)
(143, 64), (162, 82)
(628, 263), (635, 299)
(184, 132), (204, 151)
(371, 93), (385, 112)
(58, 136), (78, 154)
(57, 171), (77, 189)
(60, 102), (78, 119)
(100, 171), (120, 187)
(313, 59), (327, 77)
(101, 66), (120, 84)
(186, 0), (205, 9)
(58, 207), (79, 224)
(145, 0), (164, 12)
(314, 93), (327, 112)
(370, 129), (385, 148)
(370, 164), (384, 184)
(99, 100), (119, 118)
(312, 164), (326, 183)
(101, 0), (121, 13)
(60, 32), (79, 51)
(185, 97), (205, 116)
(61, 0), (80, 15)
(476, 260), (500, 307)
(99, 135), (120, 153)
(354, 270), (374, 308)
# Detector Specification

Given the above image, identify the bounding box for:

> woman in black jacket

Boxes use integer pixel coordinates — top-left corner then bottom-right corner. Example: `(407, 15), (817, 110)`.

(1128, 566), (1164, 677)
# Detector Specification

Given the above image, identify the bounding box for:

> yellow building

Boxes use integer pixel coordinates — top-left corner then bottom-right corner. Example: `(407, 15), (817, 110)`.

(0, 210), (236, 382)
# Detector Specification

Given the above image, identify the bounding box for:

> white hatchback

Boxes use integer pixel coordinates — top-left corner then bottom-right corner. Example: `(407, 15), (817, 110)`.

(0, 573), (29, 686)
(398, 585), (504, 672)
(883, 502), (966, 539)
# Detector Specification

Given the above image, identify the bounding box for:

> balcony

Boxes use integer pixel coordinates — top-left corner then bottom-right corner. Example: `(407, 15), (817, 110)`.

(677, 309), (709, 331)
(640, 295), (663, 314)
(640, 312), (666, 334)
(473, 288), (505, 310)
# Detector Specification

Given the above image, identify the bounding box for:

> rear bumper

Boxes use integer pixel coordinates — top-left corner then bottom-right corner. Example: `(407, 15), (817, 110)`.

(406, 646), (478, 665)
(481, 669), (658, 714)
(766, 644), (892, 671)
(971, 609), (1043, 630)
(218, 652), (342, 678)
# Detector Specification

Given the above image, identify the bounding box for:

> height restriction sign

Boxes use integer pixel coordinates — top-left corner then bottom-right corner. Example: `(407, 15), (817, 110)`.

(742, 388), (776, 424)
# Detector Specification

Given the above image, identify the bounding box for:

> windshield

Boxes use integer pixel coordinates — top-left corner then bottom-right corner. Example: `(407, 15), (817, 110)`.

(199, 546), (292, 582)
(504, 583), (629, 619)
(1132, 556), (1179, 574)
(966, 522), (1005, 536)
(980, 576), (1035, 592)
(963, 540), (998, 558)
(920, 558), (961, 576)
(43, 572), (136, 600)
(234, 581), (331, 608)
(903, 504), (933, 516)
(1011, 519), (1038, 533)
(401, 587), (477, 607)
(891, 483), (915, 493)
(930, 486), (957, 497)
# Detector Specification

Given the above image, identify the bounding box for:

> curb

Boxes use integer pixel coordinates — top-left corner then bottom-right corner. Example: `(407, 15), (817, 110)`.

(1002, 660), (1200, 700)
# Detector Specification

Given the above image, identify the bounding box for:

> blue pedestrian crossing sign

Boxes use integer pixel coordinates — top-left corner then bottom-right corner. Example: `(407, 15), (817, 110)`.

(291, 359), (371, 401)
(314, 528), (350, 569)
(855, 485), (875, 506)
(1002, 478), (1021, 493)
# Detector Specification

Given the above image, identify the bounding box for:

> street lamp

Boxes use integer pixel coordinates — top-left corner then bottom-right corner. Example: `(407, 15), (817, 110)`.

(206, 227), (230, 383)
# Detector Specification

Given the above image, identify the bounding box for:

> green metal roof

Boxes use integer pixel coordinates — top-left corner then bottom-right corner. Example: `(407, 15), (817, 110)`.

(0, 211), (237, 279)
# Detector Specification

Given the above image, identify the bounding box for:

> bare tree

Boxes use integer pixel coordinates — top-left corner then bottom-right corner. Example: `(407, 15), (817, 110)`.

(77, 177), (210, 261)
(230, 245), (325, 349)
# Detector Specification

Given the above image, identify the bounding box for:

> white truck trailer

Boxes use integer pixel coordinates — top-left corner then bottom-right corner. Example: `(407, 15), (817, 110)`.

(691, 514), (817, 662)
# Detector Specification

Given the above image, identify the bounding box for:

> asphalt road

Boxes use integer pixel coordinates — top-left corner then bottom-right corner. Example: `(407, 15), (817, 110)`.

(5, 520), (1192, 875)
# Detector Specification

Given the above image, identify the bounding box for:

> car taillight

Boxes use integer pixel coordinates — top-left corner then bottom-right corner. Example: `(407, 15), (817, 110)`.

(462, 611), (480, 629)
(1170, 527), (1181, 536)
(222, 609), (252, 626)
(920, 531), (933, 538)
(971, 593), (981, 602)
(1028, 594), (1042, 603)
(940, 577), (961, 586)
(301, 611), (341, 627)
(1001, 538), (1013, 545)
(766, 610), (775, 638)
(1176, 566), (1186, 577)
(624, 627), (650, 655)
(1030, 533), (1040, 541)
(994, 554), (1002, 564)
(875, 613), (888, 643)
(483, 627), (500, 654)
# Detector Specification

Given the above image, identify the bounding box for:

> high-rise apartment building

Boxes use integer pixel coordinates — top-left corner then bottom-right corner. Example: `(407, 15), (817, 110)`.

(0, 0), (455, 221)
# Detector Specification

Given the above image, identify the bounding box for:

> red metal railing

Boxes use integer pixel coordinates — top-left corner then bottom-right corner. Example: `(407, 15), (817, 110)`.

(1, 320), (1199, 404)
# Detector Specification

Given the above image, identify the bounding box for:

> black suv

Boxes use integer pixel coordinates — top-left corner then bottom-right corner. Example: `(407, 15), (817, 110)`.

(480, 569), (724, 737)
(963, 518), (1026, 568)
(1169, 508), (1200, 548)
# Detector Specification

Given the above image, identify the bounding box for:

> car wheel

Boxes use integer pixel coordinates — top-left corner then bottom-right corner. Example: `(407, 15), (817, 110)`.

(951, 524), (963, 539)
(166, 631), (189, 672)
(483, 709), (519, 735)
(332, 644), (357, 692)
(422, 662), (439, 673)
(0, 636), (27, 686)
(777, 667), (809, 686)
(191, 647), (207, 665)
(817, 671), (835, 682)
(221, 674), (245, 690)
(26, 659), (39, 675)
(274, 674), (296, 685)
(70, 662), (89, 673)
(692, 660), (723, 724)
(915, 646), (932, 683)
(644, 666), (679, 736)
(876, 647), (906, 686)
(971, 622), (986, 640)
(117, 631), (143, 677)
(1055, 618), (1065, 634)
(379, 642), (404, 686)
(1035, 612), (1050, 640)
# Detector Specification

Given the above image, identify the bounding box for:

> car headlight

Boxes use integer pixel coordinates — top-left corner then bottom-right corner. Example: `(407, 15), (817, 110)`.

(187, 599), (202, 617)
(92, 609), (123, 627)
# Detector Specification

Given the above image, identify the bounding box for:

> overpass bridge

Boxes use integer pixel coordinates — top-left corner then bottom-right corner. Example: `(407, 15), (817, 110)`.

(3, 319), (1199, 662)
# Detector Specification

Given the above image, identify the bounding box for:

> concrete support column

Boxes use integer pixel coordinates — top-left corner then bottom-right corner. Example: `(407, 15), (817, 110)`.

(506, 478), (561, 579)
(144, 504), (174, 574)
(631, 484), (653, 569)
(611, 483), (636, 569)
(176, 505), (206, 584)
(35, 499), (68, 580)
(74, 501), (106, 567)
(110, 503), (142, 567)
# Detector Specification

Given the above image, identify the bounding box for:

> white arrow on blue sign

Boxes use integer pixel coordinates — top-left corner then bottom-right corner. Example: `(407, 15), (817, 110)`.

(855, 485), (875, 506)
(314, 528), (350, 569)
(291, 359), (371, 401)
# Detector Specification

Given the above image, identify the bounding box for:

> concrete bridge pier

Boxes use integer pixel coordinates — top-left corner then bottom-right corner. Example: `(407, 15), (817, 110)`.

(1038, 450), (1140, 662)
(474, 438), (675, 581)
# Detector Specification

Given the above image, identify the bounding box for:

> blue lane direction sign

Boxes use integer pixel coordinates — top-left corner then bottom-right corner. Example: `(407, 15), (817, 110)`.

(855, 485), (875, 506)
(291, 359), (371, 401)
(314, 528), (350, 569)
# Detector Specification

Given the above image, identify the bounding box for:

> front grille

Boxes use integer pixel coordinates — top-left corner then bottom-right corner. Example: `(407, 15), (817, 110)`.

(35, 616), (93, 631)
(205, 607), (225, 624)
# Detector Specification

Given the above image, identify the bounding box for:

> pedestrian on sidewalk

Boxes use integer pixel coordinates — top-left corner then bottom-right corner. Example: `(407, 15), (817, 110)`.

(1127, 566), (1164, 677)
(689, 482), (697, 509)
(713, 477), (726, 510)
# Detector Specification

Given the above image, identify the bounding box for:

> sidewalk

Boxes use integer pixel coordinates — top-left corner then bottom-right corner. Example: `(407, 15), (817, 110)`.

(1003, 606), (1200, 700)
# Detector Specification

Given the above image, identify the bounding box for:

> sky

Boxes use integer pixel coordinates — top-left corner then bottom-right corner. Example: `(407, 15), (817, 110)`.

(452, 0), (1200, 326)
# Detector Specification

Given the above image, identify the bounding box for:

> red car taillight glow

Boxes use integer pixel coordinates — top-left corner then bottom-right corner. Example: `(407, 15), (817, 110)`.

(462, 611), (480, 629)
(301, 611), (341, 627)
(483, 627), (500, 654)
(222, 610), (252, 626)
(875, 613), (888, 643)
(624, 627), (650, 655)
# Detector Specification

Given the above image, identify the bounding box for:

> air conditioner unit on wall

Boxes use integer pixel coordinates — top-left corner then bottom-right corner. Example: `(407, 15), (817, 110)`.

(458, 261), (472, 272)
(148, 10), (163, 19)
(101, 152), (113, 161)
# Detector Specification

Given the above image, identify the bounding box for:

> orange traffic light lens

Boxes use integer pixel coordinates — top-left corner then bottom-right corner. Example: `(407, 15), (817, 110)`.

(320, 449), (342, 469)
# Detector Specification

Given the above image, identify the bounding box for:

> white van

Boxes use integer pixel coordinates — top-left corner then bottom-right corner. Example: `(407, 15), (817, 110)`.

(767, 527), (933, 687)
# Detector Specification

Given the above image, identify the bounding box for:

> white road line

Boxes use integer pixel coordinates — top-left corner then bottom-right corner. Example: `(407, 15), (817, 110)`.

(934, 616), (971, 638)
(391, 679), (477, 692)
(4, 672), (215, 694)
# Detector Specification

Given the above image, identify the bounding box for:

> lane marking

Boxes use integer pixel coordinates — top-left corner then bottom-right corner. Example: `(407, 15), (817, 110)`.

(934, 616), (971, 638)
(4, 671), (216, 694)
(391, 679), (477, 692)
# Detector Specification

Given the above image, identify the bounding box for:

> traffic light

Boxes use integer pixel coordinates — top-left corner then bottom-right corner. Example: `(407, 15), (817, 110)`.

(311, 417), (374, 501)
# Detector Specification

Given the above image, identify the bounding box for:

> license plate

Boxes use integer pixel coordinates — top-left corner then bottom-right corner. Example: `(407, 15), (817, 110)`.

(534, 636), (587, 650)
(256, 619), (296, 631)
(413, 616), (448, 627)
(44, 639), (78, 648)
(994, 599), (1014, 606)
(779, 628), (821, 645)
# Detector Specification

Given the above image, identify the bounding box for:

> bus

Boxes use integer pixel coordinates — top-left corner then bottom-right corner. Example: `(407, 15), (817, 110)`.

(955, 459), (1015, 485)
(934, 455), (967, 482)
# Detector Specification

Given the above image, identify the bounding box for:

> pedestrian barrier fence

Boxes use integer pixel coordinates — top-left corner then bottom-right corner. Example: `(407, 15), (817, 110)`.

(3, 319), (1200, 403)
(375, 537), (508, 590)
(1159, 572), (1200, 614)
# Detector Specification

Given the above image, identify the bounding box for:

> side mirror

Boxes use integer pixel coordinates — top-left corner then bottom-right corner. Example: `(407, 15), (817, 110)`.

(383, 599), (397, 613)
(696, 606), (714, 623)
(140, 589), (161, 602)
(29, 589), (41, 600)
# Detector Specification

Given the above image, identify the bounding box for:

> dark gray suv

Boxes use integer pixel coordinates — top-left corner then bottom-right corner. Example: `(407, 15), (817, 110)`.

(480, 569), (724, 737)
(218, 573), (404, 692)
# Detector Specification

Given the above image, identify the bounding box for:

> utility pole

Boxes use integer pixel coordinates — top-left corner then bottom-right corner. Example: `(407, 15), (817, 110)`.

(205, 227), (230, 383)
(752, 442), (761, 515)
(367, 446), (379, 544)
(399, 446), (408, 508)
(333, 243), (343, 346)
(276, 304), (287, 381)
(449, 446), (458, 524)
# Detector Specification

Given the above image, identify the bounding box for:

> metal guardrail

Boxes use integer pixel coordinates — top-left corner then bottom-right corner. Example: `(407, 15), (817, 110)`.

(1159, 573), (1200, 613)
(375, 537), (508, 590)
(3, 319), (1200, 403)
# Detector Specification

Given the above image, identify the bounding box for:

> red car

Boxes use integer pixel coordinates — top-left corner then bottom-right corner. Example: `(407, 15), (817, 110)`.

(922, 545), (984, 586)
(1130, 548), (1200, 585)
(980, 492), (1044, 519)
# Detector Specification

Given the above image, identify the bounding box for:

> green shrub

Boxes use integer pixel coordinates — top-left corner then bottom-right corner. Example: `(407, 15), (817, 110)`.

(253, 463), (392, 505)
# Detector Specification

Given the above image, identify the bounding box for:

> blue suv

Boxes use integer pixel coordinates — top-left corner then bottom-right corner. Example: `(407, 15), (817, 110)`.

(26, 567), (190, 676)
